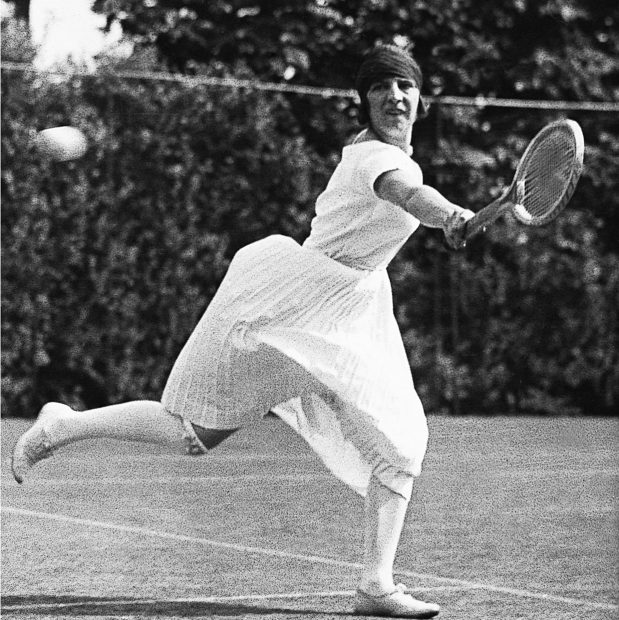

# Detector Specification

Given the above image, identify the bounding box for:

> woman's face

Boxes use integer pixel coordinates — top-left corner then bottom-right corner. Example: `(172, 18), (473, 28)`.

(366, 77), (420, 146)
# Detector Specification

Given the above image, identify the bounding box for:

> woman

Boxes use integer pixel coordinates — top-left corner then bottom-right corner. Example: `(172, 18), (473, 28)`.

(12, 44), (474, 618)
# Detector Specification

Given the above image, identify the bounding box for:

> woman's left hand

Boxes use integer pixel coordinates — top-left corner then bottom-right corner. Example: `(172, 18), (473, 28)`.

(443, 209), (475, 250)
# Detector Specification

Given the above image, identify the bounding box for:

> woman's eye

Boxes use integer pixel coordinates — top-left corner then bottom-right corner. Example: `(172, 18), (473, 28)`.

(369, 80), (416, 93)
(369, 81), (388, 92)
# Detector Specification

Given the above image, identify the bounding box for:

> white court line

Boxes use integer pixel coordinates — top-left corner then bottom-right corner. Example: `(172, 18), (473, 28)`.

(5, 469), (616, 486)
(3, 474), (334, 485)
(473, 468), (618, 477)
(81, 453), (318, 462)
(3, 506), (617, 612)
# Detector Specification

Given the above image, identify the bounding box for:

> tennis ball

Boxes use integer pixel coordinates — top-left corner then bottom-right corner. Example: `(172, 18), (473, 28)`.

(35, 126), (88, 161)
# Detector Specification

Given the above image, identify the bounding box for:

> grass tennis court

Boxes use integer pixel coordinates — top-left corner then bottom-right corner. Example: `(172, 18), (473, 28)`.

(2, 415), (617, 619)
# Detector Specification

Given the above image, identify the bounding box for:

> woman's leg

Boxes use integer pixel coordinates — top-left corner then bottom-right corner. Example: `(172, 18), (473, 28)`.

(30, 401), (186, 448)
(11, 400), (237, 483)
(356, 475), (440, 617)
(359, 474), (409, 594)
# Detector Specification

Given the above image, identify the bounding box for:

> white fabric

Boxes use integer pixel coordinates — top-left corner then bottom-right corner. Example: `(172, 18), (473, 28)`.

(162, 140), (428, 499)
(304, 140), (422, 270)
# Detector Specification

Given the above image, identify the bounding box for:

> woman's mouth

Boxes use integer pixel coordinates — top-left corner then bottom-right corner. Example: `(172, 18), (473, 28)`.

(385, 107), (407, 116)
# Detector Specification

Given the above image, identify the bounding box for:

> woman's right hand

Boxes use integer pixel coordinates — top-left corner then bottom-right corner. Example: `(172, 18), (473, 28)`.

(443, 209), (475, 249)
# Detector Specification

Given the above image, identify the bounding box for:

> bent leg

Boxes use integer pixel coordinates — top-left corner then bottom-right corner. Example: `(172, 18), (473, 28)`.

(43, 400), (187, 449)
(12, 400), (191, 483)
(50, 401), (240, 452)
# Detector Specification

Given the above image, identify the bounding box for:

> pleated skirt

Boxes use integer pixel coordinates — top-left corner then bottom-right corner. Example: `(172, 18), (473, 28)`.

(162, 235), (428, 498)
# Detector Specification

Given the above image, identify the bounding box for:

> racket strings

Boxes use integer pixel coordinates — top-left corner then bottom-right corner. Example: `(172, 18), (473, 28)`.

(518, 130), (577, 219)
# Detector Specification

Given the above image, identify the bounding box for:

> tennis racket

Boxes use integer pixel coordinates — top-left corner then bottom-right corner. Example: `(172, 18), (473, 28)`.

(464, 119), (584, 239)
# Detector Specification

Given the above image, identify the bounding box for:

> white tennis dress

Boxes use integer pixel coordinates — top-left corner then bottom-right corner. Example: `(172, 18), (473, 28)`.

(162, 140), (428, 499)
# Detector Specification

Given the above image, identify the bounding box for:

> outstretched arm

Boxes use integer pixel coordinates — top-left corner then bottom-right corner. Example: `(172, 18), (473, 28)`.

(375, 169), (474, 248)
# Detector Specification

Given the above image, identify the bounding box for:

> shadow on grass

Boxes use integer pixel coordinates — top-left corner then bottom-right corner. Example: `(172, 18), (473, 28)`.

(2, 595), (355, 617)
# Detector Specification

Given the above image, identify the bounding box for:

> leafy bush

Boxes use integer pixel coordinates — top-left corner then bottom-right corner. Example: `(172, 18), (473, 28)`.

(2, 11), (617, 416)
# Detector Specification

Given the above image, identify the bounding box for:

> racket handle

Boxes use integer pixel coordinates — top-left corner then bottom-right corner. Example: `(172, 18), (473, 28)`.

(464, 195), (512, 240)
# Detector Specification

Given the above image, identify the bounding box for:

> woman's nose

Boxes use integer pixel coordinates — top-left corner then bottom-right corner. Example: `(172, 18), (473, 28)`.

(388, 81), (403, 101)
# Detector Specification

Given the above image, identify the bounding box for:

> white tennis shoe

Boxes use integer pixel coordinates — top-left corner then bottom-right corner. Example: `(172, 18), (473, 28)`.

(354, 583), (440, 618)
(11, 402), (71, 484)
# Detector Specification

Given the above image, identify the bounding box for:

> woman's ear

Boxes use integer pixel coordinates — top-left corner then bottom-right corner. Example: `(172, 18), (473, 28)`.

(417, 96), (429, 119)
(352, 129), (369, 144)
(358, 97), (369, 125)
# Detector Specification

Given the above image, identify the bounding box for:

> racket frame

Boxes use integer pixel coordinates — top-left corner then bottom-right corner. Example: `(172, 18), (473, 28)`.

(464, 119), (584, 240)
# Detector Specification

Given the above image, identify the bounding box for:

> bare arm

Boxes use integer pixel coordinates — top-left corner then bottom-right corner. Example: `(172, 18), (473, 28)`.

(375, 169), (465, 227)
(375, 168), (475, 248)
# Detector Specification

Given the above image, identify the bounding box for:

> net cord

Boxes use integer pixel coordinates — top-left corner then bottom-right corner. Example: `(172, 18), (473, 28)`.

(2, 61), (619, 112)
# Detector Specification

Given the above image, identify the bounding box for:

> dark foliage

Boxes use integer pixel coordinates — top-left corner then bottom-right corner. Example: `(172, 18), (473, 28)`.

(2, 2), (617, 416)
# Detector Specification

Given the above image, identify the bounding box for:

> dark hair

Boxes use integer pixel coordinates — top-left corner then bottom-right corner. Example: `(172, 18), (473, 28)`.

(355, 44), (428, 125)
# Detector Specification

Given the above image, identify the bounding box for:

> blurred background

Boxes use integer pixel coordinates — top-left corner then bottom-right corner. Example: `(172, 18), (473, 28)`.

(2, 0), (618, 418)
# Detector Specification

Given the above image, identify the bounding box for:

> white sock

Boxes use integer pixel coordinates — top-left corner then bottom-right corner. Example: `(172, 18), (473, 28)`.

(359, 475), (411, 594)
(47, 400), (187, 451)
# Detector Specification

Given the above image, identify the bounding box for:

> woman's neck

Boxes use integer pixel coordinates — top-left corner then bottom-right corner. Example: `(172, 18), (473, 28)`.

(361, 128), (413, 156)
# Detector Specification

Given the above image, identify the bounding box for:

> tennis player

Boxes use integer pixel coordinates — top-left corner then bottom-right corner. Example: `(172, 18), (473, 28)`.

(13, 44), (474, 618)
